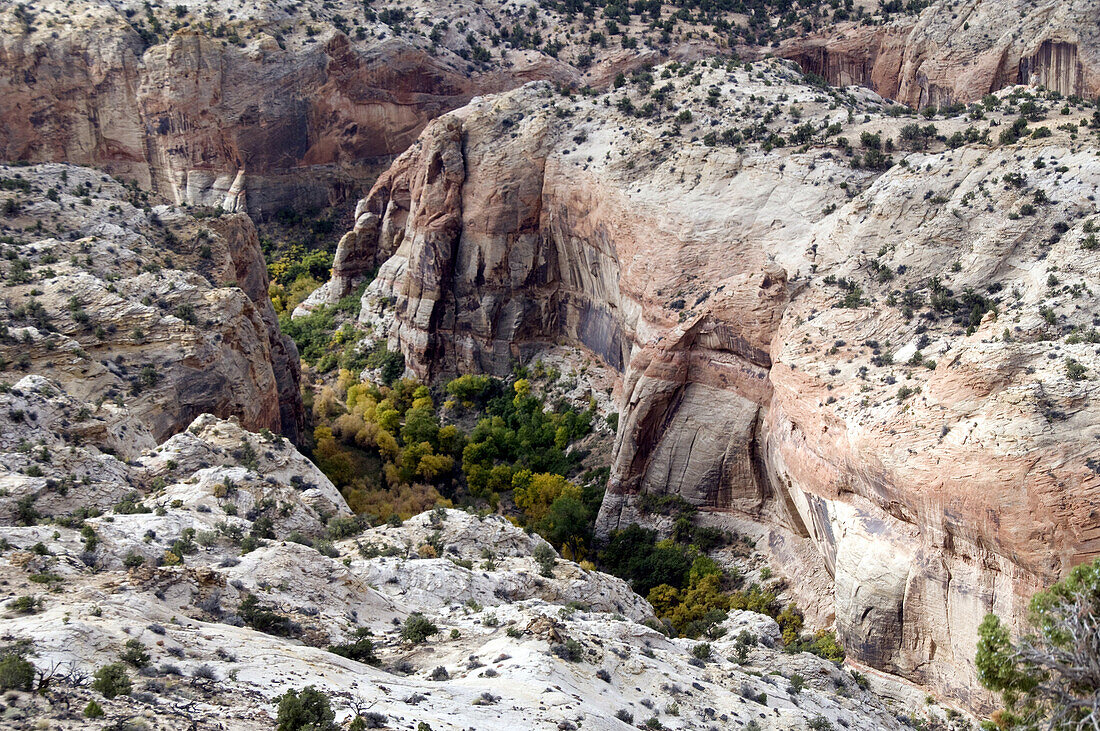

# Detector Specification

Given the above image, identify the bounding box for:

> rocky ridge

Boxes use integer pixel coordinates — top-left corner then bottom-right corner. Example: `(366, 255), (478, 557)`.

(777, 0), (1100, 108)
(0, 163), (303, 441)
(0, 0), (721, 218)
(5, 0), (1100, 222)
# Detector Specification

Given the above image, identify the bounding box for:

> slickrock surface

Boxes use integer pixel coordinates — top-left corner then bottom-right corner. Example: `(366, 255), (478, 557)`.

(0, 163), (303, 441)
(314, 58), (1100, 708)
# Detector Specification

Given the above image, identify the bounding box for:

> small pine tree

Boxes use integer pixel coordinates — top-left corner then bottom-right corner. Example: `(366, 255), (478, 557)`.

(977, 558), (1100, 728)
(92, 663), (132, 699)
(120, 638), (150, 667)
(0, 653), (34, 690)
(275, 686), (337, 731)
(400, 614), (438, 644)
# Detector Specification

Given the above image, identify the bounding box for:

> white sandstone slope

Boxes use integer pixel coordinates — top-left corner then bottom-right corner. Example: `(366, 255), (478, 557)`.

(0, 378), (967, 730)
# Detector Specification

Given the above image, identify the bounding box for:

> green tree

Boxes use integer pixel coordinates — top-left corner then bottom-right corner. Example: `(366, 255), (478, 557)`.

(976, 558), (1100, 729)
(0, 653), (34, 690)
(120, 638), (150, 667)
(539, 492), (591, 560)
(401, 403), (440, 446)
(275, 686), (338, 731)
(400, 613), (438, 644)
(92, 662), (132, 699)
(599, 525), (693, 596)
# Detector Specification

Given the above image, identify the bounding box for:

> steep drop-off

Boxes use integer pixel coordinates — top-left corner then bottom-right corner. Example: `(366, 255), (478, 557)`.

(0, 0), (717, 218)
(8, 0), (1099, 228)
(312, 62), (1100, 709)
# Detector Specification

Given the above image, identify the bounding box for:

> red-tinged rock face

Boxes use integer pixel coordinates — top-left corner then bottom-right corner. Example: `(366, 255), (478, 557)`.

(0, 2), (708, 219)
(310, 65), (1100, 711)
(0, 16), (479, 217)
(776, 0), (1100, 107)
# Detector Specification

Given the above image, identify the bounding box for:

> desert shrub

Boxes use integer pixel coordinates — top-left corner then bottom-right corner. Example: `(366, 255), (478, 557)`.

(92, 662), (132, 699)
(238, 593), (297, 637)
(788, 673), (806, 693)
(275, 686), (338, 731)
(8, 595), (41, 614)
(325, 514), (365, 539)
(0, 653), (34, 690)
(400, 614), (438, 644)
(328, 631), (379, 665)
(120, 639), (150, 667)
(533, 543), (557, 577)
(551, 638), (584, 662)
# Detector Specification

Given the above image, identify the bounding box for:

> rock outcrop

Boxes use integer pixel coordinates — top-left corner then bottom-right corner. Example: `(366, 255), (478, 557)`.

(0, 163), (303, 441)
(5, 0), (1099, 226)
(0, 3), (479, 217)
(315, 59), (1100, 709)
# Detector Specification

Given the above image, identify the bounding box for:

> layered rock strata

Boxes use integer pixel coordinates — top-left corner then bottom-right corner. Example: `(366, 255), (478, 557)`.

(0, 0), (716, 217)
(778, 0), (1100, 107)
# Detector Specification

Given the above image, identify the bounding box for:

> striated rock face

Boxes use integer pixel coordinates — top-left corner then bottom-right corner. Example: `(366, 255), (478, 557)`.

(6, 0), (1098, 229)
(316, 61), (1100, 709)
(0, 163), (303, 441)
(0, 4), (477, 217)
(0, 0), (717, 218)
(777, 0), (1100, 107)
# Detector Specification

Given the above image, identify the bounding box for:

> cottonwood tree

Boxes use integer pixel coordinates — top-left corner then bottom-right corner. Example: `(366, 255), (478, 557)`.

(976, 558), (1100, 730)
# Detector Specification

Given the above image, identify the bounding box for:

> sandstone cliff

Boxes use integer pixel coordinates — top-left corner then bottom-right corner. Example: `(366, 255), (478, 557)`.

(4, 0), (1097, 230)
(778, 0), (1100, 107)
(315, 61), (1100, 709)
(0, 2), (478, 217)
(0, 0), (723, 219)
(0, 163), (303, 441)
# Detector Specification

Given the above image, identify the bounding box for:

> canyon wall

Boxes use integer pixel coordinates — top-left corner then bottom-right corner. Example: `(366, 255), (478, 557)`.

(5, 0), (1097, 237)
(0, 5), (483, 217)
(315, 66), (1100, 709)
(778, 0), (1100, 107)
(0, 0), (704, 219)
